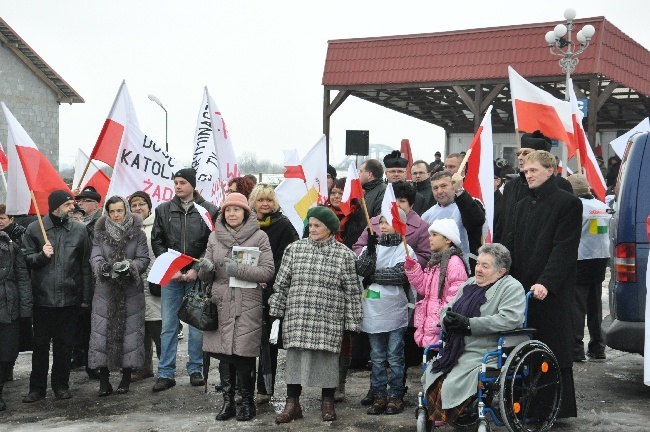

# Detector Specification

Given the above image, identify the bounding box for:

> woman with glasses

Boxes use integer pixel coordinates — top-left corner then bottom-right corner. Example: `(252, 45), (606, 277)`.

(247, 184), (299, 404)
(227, 177), (255, 198)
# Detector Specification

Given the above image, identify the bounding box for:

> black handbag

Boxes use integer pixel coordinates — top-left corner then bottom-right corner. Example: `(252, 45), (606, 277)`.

(178, 279), (218, 331)
(148, 282), (162, 297)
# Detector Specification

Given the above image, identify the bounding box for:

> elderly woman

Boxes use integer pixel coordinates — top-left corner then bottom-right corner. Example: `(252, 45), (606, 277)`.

(198, 192), (274, 422)
(425, 243), (525, 425)
(89, 196), (150, 397)
(270, 206), (363, 424)
(247, 183), (299, 404)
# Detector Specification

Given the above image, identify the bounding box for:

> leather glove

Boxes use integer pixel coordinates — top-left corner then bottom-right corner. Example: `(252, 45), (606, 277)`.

(367, 229), (379, 254)
(404, 256), (418, 271)
(224, 257), (238, 277)
(362, 275), (374, 289)
(198, 258), (214, 272)
(100, 262), (112, 278)
(443, 311), (471, 335)
(269, 319), (280, 345)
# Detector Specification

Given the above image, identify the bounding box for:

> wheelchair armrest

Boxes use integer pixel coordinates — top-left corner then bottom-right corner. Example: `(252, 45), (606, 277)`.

(498, 328), (536, 336)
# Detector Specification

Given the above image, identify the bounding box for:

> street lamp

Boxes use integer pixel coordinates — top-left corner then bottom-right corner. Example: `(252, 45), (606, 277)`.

(147, 94), (168, 152)
(544, 8), (595, 175)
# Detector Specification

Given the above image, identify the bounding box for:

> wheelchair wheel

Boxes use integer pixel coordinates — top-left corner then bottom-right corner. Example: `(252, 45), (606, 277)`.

(498, 340), (562, 432)
(415, 406), (435, 432)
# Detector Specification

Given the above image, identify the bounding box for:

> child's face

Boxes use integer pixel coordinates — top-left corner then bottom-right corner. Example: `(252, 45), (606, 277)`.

(429, 231), (450, 252)
(379, 217), (396, 235)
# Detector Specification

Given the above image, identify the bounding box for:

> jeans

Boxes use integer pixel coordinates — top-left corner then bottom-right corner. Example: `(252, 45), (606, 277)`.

(158, 280), (203, 379)
(368, 326), (407, 398)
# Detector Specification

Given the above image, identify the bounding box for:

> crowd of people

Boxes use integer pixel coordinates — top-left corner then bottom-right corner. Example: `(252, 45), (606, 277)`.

(0, 131), (611, 426)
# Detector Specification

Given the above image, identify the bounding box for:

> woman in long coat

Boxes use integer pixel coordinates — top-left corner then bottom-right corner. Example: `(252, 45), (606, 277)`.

(0, 230), (32, 411)
(270, 206), (363, 424)
(89, 196), (150, 397)
(198, 192), (274, 422)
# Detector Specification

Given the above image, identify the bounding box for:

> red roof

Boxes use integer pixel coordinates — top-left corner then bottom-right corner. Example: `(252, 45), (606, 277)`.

(323, 17), (650, 96)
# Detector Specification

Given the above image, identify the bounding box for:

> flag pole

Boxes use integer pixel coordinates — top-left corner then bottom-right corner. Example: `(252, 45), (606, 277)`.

(515, 128), (521, 147)
(458, 148), (473, 175)
(76, 158), (93, 189)
(402, 235), (410, 258)
(0, 167), (7, 192)
(360, 197), (374, 235)
(30, 190), (49, 244)
(575, 151), (582, 175)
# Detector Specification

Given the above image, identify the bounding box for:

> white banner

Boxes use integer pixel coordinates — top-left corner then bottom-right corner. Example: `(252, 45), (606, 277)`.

(207, 88), (239, 192)
(192, 88), (224, 207)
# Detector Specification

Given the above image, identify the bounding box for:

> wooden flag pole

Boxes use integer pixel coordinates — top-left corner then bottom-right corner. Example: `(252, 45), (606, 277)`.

(515, 128), (521, 147)
(76, 158), (93, 190)
(402, 235), (410, 258)
(360, 197), (374, 235)
(458, 148), (473, 175)
(30, 190), (49, 244)
(575, 151), (582, 175)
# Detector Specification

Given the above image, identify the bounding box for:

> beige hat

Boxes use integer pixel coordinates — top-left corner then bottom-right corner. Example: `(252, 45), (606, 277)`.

(567, 174), (591, 196)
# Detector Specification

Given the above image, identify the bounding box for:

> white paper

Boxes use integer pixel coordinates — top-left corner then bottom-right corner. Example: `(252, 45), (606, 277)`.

(229, 246), (260, 288)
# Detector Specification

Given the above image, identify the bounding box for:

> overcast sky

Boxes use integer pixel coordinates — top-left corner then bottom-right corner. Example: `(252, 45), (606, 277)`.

(2, 0), (649, 170)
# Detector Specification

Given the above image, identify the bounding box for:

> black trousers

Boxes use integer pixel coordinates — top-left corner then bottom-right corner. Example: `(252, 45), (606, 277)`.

(71, 306), (92, 366)
(572, 282), (605, 355)
(30, 306), (80, 394)
(142, 320), (162, 372)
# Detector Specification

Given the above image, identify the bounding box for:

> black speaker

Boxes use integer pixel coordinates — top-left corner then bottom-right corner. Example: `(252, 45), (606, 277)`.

(346, 130), (369, 156)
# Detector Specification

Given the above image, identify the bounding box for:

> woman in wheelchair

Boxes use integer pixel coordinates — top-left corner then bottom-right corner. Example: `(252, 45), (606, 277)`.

(424, 243), (526, 426)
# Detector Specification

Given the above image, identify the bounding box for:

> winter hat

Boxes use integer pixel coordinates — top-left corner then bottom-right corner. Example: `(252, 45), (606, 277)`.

(327, 164), (337, 179)
(428, 218), (461, 248)
(220, 192), (251, 213)
(174, 168), (197, 189)
(383, 150), (408, 168)
(306, 206), (340, 233)
(76, 185), (101, 202)
(567, 174), (591, 196)
(48, 190), (75, 213)
(128, 190), (153, 210)
(520, 130), (552, 152)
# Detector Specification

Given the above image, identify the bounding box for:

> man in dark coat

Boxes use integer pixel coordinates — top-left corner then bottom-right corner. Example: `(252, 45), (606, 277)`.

(503, 150), (582, 418)
(410, 160), (436, 215)
(383, 151), (426, 216)
(359, 159), (386, 218)
(21, 190), (92, 403)
(493, 131), (573, 243)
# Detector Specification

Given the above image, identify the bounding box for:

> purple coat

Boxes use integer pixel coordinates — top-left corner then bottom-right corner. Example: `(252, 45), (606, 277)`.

(353, 211), (431, 267)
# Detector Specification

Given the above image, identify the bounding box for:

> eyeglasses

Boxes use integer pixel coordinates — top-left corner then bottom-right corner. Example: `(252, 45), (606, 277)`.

(130, 202), (148, 208)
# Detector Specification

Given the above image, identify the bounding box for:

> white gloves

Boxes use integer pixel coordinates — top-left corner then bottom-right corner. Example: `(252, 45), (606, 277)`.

(269, 319), (280, 345)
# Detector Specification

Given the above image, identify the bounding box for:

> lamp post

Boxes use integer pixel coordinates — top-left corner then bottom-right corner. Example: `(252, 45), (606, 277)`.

(148, 94), (168, 152)
(544, 8), (595, 175)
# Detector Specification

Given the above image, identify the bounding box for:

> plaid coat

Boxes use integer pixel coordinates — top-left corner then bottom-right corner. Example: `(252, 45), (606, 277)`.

(269, 235), (363, 354)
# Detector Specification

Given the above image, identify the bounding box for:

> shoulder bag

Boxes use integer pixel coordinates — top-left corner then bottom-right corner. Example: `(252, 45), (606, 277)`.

(177, 279), (218, 331)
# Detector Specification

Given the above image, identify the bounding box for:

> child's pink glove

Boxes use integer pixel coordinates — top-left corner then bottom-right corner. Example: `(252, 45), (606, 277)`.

(404, 256), (418, 271)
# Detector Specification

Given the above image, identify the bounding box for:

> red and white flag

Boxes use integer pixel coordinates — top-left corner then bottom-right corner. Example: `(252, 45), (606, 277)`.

(340, 162), (363, 216)
(380, 183), (406, 236)
(206, 89), (239, 191)
(568, 79), (607, 202)
(147, 249), (195, 286)
(72, 149), (110, 204)
(193, 202), (215, 232)
(556, 160), (573, 176)
(509, 66), (575, 158)
(89, 80), (139, 167)
(283, 149), (306, 181)
(464, 105), (495, 242)
(1, 102), (72, 215)
(0, 142), (7, 172)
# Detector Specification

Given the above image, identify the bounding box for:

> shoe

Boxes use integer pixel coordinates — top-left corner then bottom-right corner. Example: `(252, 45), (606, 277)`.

(177, 330), (184, 340)
(360, 387), (374, 406)
(86, 367), (102, 380)
(131, 369), (154, 382)
(152, 377), (176, 392)
(116, 369), (131, 394)
(321, 396), (337, 421)
(275, 396), (303, 424)
(587, 351), (606, 360)
(215, 363), (236, 421)
(54, 389), (73, 400)
(190, 372), (205, 387)
(385, 397), (404, 414)
(367, 395), (387, 415)
(98, 383), (113, 397)
(573, 354), (586, 362)
(22, 391), (45, 403)
(256, 393), (271, 405)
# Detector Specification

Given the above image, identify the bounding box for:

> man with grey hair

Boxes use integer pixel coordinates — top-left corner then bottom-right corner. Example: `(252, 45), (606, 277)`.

(503, 150), (581, 418)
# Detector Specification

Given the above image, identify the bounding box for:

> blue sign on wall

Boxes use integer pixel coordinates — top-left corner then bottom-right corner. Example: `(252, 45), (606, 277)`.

(577, 98), (588, 116)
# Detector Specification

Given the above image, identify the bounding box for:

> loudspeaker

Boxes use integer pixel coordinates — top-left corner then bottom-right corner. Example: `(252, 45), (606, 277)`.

(346, 130), (369, 156)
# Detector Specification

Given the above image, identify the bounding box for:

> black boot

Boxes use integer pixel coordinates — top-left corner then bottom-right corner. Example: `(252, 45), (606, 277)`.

(0, 362), (7, 411)
(236, 364), (256, 421)
(215, 362), (236, 421)
(117, 368), (131, 394)
(98, 367), (113, 397)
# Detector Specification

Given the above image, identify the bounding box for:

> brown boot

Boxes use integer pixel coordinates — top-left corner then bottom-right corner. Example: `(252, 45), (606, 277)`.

(385, 397), (404, 414)
(366, 395), (387, 415)
(321, 396), (336, 421)
(275, 397), (303, 424)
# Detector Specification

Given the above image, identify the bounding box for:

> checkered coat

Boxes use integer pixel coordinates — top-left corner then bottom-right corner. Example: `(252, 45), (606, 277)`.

(269, 235), (363, 354)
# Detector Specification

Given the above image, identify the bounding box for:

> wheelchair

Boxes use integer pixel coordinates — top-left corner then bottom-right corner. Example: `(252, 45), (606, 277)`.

(415, 292), (562, 432)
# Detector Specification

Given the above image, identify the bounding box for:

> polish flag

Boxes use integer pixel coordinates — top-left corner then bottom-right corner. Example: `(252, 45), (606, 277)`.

(400, 139), (413, 181)
(1, 102), (72, 215)
(72, 149), (110, 204)
(89, 81), (139, 167)
(568, 79), (607, 202)
(193, 202), (215, 231)
(340, 162), (364, 216)
(464, 105), (495, 243)
(147, 249), (195, 286)
(508, 66), (576, 158)
(380, 183), (406, 236)
(283, 149), (306, 181)
(0, 142), (7, 171)
(557, 160), (573, 176)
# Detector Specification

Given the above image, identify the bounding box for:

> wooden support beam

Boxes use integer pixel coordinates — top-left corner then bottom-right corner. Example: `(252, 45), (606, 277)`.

(326, 90), (351, 117)
(479, 84), (506, 113)
(473, 84), (483, 131)
(323, 88), (331, 163)
(452, 85), (477, 114)
(596, 81), (619, 111)
(588, 78), (599, 147)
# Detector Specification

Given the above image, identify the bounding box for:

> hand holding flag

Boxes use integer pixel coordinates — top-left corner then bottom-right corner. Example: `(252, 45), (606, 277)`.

(380, 183), (408, 256)
(148, 250), (198, 287)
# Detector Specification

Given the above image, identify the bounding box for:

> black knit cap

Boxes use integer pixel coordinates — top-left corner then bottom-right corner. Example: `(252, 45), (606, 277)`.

(383, 150), (408, 168)
(520, 130), (552, 152)
(327, 164), (337, 179)
(48, 190), (75, 212)
(174, 168), (196, 189)
(128, 190), (153, 210)
(76, 186), (101, 202)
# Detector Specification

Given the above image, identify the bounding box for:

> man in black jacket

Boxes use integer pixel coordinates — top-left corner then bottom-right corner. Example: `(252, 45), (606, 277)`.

(150, 168), (219, 392)
(359, 159), (386, 218)
(21, 190), (92, 403)
(410, 160), (436, 215)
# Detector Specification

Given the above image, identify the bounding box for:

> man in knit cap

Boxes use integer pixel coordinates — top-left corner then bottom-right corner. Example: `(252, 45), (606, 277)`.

(21, 190), (92, 402)
(150, 168), (219, 392)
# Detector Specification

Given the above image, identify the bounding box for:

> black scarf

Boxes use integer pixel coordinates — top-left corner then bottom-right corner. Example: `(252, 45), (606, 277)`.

(427, 246), (468, 299)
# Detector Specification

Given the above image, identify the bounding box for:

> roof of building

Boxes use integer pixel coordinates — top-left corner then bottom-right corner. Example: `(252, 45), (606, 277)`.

(0, 17), (84, 104)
